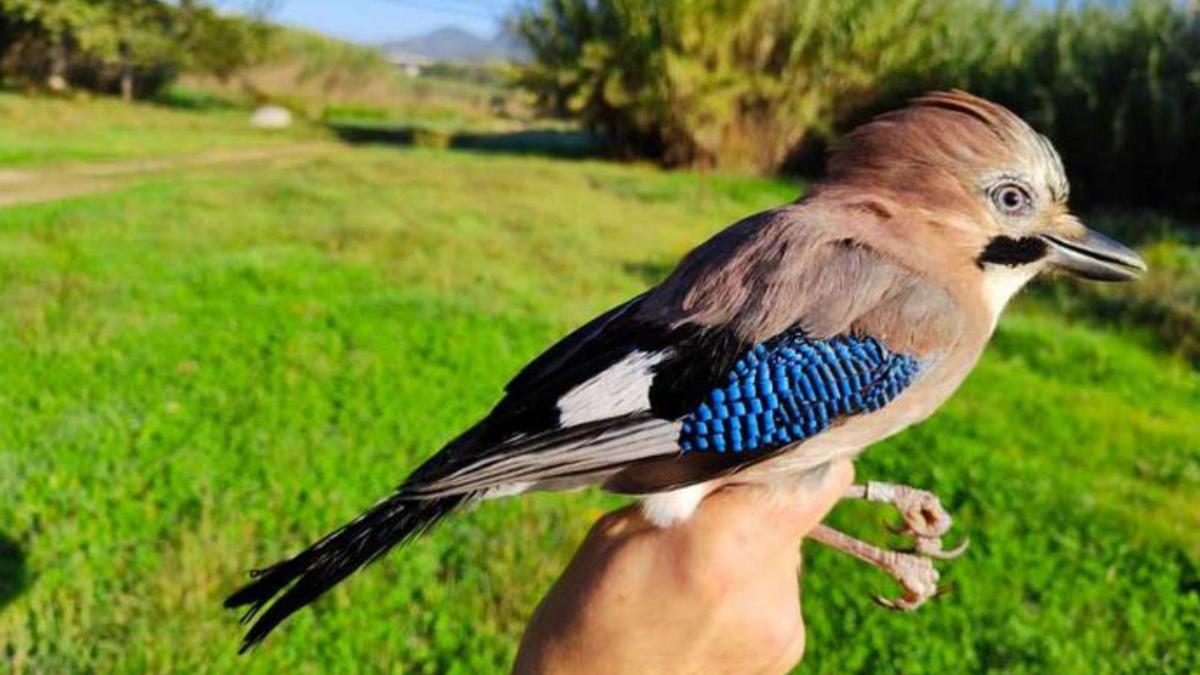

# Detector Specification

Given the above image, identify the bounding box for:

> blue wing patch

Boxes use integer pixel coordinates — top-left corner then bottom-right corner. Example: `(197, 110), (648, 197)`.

(678, 334), (921, 454)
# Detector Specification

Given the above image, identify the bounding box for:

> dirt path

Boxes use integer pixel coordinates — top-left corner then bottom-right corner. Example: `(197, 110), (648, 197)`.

(0, 142), (344, 208)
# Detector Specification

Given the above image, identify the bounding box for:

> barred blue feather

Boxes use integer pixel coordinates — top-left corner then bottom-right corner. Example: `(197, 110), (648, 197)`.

(677, 334), (921, 454)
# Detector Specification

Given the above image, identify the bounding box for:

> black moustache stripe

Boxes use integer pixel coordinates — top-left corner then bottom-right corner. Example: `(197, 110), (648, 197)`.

(976, 235), (1048, 268)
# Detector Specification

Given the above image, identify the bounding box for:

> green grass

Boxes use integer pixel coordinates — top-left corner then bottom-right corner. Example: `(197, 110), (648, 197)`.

(0, 93), (324, 167)
(0, 102), (1197, 673)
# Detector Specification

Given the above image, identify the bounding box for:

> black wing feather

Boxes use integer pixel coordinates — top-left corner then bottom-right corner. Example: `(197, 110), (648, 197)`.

(225, 493), (466, 652)
(504, 293), (646, 394)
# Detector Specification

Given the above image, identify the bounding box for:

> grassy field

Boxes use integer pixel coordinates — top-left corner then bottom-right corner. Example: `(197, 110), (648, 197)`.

(0, 96), (1198, 673)
(0, 92), (324, 168)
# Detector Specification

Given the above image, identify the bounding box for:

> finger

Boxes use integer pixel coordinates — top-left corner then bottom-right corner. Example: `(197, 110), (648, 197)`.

(689, 460), (855, 546)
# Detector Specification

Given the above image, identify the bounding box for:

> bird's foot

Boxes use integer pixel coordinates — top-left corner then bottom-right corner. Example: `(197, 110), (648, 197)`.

(807, 482), (966, 610)
(809, 524), (943, 610)
(845, 481), (969, 561)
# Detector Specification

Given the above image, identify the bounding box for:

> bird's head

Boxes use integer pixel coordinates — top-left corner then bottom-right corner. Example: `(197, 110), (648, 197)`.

(822, 90), (1145, 314)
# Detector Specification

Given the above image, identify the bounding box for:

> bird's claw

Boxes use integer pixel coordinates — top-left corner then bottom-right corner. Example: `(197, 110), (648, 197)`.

(838, 481), (968, 609)
(912, 534), (970, 560)
(869, 550), (941, 611)
(878, 483), (955, 539)
(861, 481), (966, 558)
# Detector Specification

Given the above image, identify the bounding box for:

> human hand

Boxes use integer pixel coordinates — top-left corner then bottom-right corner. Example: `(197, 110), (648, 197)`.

(513, 460), (854, 675)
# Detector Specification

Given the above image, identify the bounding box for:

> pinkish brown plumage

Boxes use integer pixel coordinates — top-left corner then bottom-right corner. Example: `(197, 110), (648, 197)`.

(227, 91), (1146, 648)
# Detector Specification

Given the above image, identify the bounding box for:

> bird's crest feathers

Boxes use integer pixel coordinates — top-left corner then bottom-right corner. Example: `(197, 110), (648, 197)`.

(827, 90), (1068, 204)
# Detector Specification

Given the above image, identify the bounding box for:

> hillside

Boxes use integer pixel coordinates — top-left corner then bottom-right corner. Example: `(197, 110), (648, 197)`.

(380, 26), (524, 63)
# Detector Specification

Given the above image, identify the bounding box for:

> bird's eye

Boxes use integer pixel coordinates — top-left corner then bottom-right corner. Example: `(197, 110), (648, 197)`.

(991, 183), (1033, 216)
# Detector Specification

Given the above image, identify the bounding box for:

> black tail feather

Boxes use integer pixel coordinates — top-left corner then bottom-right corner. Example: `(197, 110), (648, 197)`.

(225, 493), (468, 652)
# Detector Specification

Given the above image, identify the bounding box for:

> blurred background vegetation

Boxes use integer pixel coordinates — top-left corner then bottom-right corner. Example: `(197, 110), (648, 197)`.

(0, 0), (1197, 672)
(512, 0), (1200, 215)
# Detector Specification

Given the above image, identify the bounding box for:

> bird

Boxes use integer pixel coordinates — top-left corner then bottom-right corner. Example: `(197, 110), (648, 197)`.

(225, 91), (1146, 650)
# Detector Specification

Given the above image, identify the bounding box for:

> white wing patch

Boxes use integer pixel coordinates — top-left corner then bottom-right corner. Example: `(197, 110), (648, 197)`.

(557, 350), (666, 425)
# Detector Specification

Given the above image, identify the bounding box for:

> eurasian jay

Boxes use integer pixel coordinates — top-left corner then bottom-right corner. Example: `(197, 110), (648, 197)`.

(226, 91), (1146, 649)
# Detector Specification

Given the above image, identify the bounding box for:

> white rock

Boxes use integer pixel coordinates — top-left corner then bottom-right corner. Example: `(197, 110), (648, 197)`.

(249, 105), (293, 129)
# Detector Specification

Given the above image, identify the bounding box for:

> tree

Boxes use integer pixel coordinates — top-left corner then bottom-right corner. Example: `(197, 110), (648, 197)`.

(176, 0), (275, 82)
(0, 0), (274, 99)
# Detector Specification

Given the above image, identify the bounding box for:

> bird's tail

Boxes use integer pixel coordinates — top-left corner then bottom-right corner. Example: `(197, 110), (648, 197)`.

(224, 492), (468, 652)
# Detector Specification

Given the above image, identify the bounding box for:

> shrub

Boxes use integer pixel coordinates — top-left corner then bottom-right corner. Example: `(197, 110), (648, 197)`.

(978, 1), (1200, 215)
(512, 0), (1200, 216)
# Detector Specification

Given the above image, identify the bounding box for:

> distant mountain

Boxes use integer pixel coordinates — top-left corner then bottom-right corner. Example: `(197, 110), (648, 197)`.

(379, 26), (525, 64)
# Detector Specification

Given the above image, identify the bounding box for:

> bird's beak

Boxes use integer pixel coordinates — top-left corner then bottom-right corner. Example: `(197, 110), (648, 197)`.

(1039, 227), (1147, 282)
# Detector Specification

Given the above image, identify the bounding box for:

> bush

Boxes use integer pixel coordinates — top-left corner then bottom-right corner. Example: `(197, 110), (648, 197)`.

(512, 0), (1200, 216)
(510, 0), (1024, 171)
(979, 1), (1200, 215)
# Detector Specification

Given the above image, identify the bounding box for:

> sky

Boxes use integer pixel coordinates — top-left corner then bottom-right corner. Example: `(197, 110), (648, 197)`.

(218, 0), (523, 44)
(219, 0), (1093, 45)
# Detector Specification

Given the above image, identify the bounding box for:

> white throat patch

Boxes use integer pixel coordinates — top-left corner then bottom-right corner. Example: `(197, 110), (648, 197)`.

(980, 264), (1038, 327)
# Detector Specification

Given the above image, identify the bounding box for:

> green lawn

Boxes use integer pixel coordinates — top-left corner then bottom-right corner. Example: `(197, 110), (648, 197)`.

(0, 99), (1197, 673)
(0, 92), (324, 168)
